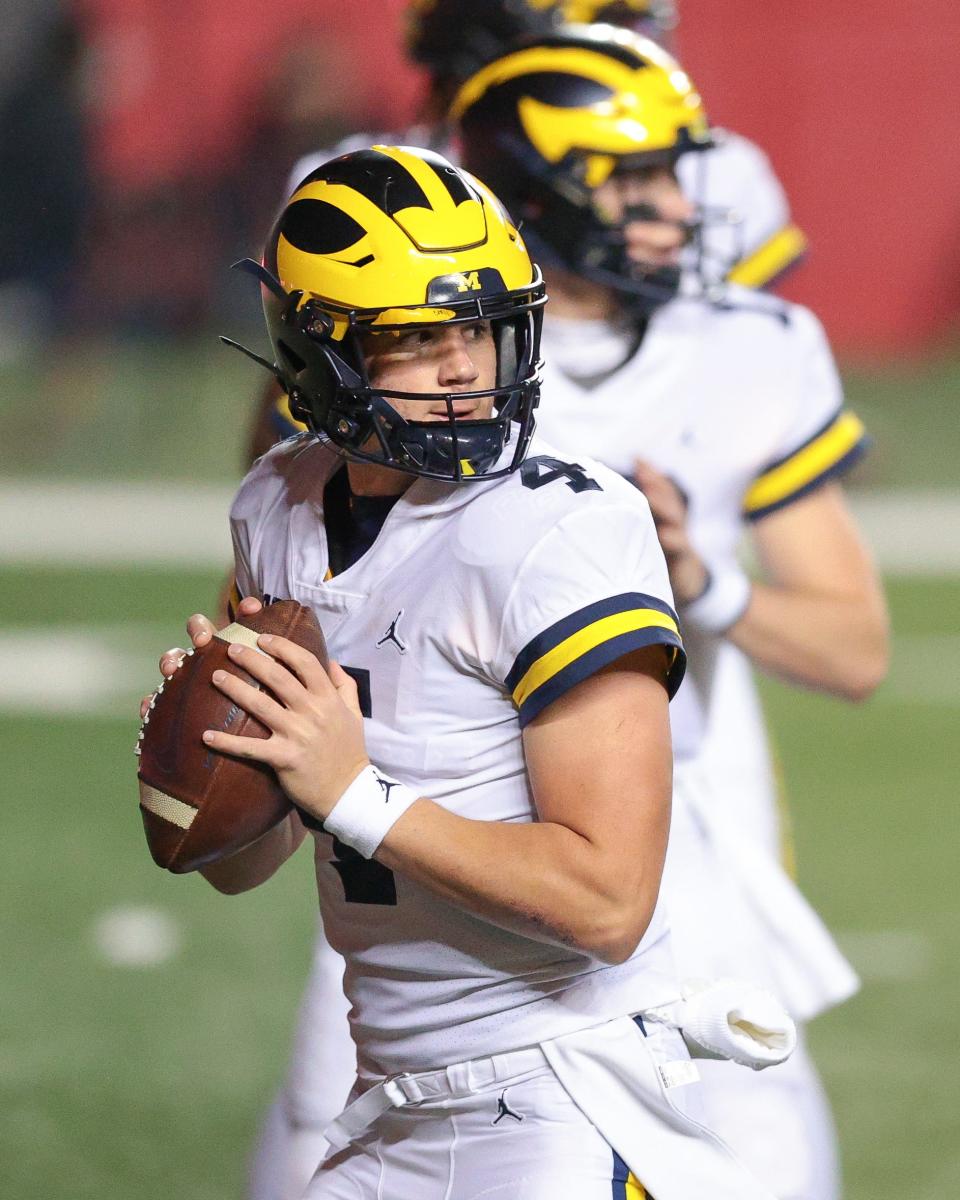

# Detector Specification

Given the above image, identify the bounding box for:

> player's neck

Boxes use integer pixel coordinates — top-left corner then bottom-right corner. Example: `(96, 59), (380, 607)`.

(542, 268), (619, 321)
(346, 459), (415, 498)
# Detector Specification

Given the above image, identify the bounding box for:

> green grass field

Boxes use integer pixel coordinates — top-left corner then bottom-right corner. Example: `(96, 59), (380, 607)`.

(1, 333), (958, 1198)
(1, 565), (958, 1199)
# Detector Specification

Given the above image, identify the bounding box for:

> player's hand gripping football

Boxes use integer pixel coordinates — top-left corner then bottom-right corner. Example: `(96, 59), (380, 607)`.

(199, 603), (369, 823)
(140, 599), (369, 824)
(138, 601), (262, 720)
(633, 460), (709, 605)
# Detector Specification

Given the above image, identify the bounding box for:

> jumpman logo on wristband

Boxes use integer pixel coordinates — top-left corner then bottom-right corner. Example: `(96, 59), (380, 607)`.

(373, 772), (398, 804)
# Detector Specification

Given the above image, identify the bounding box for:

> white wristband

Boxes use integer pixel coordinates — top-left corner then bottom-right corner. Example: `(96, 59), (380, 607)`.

(322, 765), (419, 859)
(682, 561), (751, 634)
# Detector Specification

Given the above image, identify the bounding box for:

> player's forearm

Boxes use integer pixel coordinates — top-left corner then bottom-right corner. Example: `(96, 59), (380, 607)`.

(377, 802), (664, 965)
(726, 582), (889, 700)
(201, 812), (307, 894)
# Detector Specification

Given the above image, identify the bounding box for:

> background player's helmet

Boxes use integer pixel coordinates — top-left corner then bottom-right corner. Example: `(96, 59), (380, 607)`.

(251, 145), (546, 482)
(452, 25), (711, 313)
(405, 0), (564, 85)
(561, 1), (677, 39)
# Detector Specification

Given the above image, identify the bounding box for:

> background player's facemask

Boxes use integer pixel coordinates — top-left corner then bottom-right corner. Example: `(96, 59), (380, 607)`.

(579, 201), (697, 314)
(226, 260), (546, 483)
(517, 173), (699, 318)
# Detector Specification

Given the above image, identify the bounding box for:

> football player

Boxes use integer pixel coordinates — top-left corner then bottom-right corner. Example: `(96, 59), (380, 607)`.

(452, 26), (889, 1199)
(160, 145), (781, 1200)
(240, 7), (820, 1196)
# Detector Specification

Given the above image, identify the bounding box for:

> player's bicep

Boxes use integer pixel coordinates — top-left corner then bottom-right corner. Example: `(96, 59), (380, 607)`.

(522, 646), (673, 875)
(752, 481), (884, 602)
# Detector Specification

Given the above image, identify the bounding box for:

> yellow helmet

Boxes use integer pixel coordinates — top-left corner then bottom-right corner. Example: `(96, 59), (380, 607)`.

(229, 146), (545, 482)
(452, 25), (710, 310)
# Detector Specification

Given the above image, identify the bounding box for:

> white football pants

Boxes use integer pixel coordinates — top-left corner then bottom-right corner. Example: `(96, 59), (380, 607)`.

(303, 1016), (777, 1200)
(249, 934), (840, 1200)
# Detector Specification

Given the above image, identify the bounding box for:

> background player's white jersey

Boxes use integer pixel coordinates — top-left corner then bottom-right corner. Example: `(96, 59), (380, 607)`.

(231, 432), (685, 1077)
(288, 127), (805, 292)
(535, 288), (867, 763)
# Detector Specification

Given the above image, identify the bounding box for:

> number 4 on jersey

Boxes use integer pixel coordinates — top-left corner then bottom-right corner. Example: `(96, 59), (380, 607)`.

(520, 456), (602, 494)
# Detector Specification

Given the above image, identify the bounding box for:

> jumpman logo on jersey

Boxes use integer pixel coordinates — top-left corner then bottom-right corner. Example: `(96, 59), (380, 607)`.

(492, 1089), (524, 1125)
(376, 609), (406, 654)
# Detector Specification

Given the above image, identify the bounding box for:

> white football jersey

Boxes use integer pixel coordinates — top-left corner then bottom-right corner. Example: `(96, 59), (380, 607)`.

(535, 289), (868, 761)
(230, 432), (686, 1076)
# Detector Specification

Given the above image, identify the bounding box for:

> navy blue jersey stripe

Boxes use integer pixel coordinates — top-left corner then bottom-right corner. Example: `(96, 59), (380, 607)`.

(746, 439), (869, 523)
(517, 627), (685, 729)
(506, 591), (680, 695)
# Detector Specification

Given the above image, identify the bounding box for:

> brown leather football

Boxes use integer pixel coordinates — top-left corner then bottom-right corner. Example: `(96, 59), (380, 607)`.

(137, 600), (327, 873)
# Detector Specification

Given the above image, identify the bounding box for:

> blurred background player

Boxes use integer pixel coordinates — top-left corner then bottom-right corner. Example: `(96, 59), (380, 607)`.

(453, 25), (888, 1199)
(0, 0), (89, 353)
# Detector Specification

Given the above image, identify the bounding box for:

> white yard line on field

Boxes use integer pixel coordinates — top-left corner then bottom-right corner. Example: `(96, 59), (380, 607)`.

(0, 625), (161, 716)
(0, 480), (959, 573)
(90, 906), (181, 968)
(850, 492), (960, 576)
(0, 479), (233, 566)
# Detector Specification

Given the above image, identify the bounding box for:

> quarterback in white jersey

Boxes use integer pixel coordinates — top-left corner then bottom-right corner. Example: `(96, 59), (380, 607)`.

(158, 145), (786, 1200)
(453, 27), (889, 1200)
(230, 430), (690, 1075)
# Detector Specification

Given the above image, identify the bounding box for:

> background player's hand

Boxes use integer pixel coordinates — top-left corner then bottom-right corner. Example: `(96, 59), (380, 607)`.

(202, 639), (368, 822)
(633, 460), (709, 605)
(139, 598), (265, 719)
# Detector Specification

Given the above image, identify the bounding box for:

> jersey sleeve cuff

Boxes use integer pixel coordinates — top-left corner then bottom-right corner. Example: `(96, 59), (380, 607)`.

(743, 410), (869, 522)
(725, 223), (808, 290)
(506, 592), (686, 729)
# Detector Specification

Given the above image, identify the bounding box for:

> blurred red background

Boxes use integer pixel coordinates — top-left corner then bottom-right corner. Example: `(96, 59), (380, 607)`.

(71, 0), (960, 355)
(678, 0), (960, 356)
